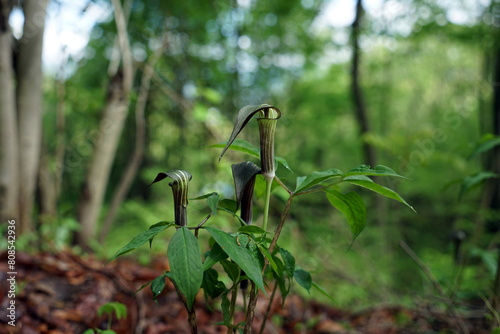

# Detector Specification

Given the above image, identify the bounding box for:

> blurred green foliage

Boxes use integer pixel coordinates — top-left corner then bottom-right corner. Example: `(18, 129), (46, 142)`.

(25, 0), (499, 311)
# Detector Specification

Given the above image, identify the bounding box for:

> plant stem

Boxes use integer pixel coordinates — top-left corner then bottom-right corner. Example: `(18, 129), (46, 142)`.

(244, 196), (295, 333)
(262, 175), (273, 232)
(173, 282), (198, 334)
(229, 285), (238, 333)
(188, 309), (198, 334)
(269, 196), (294, 254)
(258, 281), (278, 334)
(243, 282), (257, 334)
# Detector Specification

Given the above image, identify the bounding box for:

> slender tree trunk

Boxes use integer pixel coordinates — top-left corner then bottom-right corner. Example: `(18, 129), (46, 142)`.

(16, 0), (49, 232)
(99, 36), (168, 242)
(0, 0), (18, 223)
(76, 0), (133, 247)
(351, 0), (376, 167)
(38, 59), (67, 227)
(490, 16), (500, 316)
(489, 44), (500, 215)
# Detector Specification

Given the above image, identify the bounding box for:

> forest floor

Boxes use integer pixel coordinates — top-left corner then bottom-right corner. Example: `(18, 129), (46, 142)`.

(0, 251), (492, 334)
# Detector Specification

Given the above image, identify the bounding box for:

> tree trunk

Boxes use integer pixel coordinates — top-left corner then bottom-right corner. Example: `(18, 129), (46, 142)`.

(38, 71), (66, 221)
(99, 36), (168, 242)
(351, 0), (376, 167)
(489, 42), (500, 215)
(16, 0), (49, 232)
(490, 14), (500, 316)
(76, 0), (133, 247)
(0, 0), (18, 223)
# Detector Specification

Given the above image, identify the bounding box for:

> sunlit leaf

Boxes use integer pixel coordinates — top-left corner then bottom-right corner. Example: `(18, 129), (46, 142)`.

(168, 227), (203, 310)
(344, 165), (408, 179)
(238, 225), (266, 234)
(211, 138), (260, 158)
(344, 175), (415, 212)
(325, 189), (366, 238)
(294, 168), (344, 193)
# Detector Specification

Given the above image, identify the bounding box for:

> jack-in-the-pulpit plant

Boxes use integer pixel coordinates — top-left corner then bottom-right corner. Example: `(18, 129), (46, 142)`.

(111, 104), (414, 334)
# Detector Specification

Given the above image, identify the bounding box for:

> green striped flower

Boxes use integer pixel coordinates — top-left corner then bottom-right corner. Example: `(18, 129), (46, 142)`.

(219, 104), (281, 181)
(150, 170), (192, 226)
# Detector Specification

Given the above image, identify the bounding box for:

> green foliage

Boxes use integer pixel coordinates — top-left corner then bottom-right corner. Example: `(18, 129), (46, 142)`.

(205, 227), (265, 292)
(97, 302), (127, 320)
(33, 0), (499, 328)
(83, 302), (127, 334)
(110, 222), (175, 260)
(110, 103), (412, 332)
(325, 190), (367, 239)
(168, 227), (203, 310)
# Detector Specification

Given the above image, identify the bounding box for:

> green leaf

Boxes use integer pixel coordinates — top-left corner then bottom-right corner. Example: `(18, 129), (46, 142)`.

(272, 256), (291, 303)
(97, 302), (127, 319)
(257, 244), (278, 274)
(344, 165), (408, 179)
(294, 268), (312, 293)
(459, 172), (498, 199)
(276, 156), (293, 173)
(221, 291), (231, 325)
(167, 227), (203, 310)
(205, 227), (265, 292)
(344, 175), (415, 212)
(491, 327), (500, 334)
(218, 104), (281, 161)
(207, 193), (220, 215)
(151, 274), (167, 302)
(294, 168), (344, 193)
(279, 248), (296, 277)
(190, 192), (220, 216)
(325, 189), (366, 238)
(218, 198), (238, 213)
(312, 282), (335, 302)
(148, 221), (176, 247)
(221, 259), (241, 282)
(238, 225), (266, 234)
(468, 134), (500, 159)
(202, 268), (226, 298)
(212, 138), (260, 158)
(110, 222), (174, 260)
(203, 242), (228, 271)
